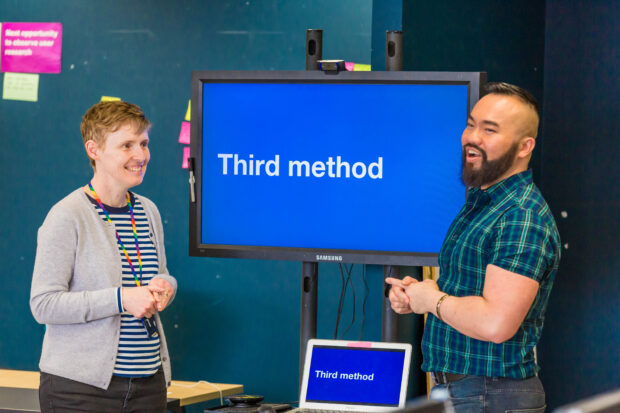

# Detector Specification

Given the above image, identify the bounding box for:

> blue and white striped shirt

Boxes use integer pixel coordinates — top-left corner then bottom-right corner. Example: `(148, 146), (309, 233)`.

(89, 192), (162, 377)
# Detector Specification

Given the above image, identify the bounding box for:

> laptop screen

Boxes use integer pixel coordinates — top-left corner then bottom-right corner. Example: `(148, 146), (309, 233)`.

(305, 345), (407, 407)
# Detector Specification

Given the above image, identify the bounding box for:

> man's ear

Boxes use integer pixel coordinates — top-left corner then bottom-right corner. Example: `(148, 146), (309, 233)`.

(84, 140), (99, 162)
(518, 136), (536, 159)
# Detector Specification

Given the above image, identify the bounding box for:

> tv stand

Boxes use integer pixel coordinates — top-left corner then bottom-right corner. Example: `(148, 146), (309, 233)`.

(298, 28), (406, 385)
(298, 262), (403, 385)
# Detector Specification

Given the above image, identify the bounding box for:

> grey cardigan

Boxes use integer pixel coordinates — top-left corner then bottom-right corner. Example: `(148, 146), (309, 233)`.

(30, 188), (177, 390)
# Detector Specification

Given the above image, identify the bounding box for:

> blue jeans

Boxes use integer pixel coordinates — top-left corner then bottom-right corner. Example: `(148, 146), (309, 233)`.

(430, 375), (546, 413)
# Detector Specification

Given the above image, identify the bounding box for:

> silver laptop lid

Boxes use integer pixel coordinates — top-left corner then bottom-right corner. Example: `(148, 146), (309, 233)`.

(299, 339), (412, 412)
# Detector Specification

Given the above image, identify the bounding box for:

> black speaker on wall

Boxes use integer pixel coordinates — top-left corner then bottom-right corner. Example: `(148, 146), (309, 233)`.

(386, 30), (403, 71)
(305, 29), (323, 70)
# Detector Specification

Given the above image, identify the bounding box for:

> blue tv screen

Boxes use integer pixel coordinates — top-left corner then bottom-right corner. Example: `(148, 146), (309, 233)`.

(190, 71), (485, 265)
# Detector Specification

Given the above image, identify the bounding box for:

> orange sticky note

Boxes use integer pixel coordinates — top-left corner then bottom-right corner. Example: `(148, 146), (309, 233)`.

(182, 146), (190, 169)
(178, 121), (191, 144)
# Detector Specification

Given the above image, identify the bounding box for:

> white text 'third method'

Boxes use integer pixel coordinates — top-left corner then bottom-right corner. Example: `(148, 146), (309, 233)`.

(217, 154), (384, 179)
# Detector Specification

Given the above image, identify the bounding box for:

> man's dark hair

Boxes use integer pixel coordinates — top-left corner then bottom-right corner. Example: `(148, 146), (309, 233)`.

(483, 82), (540, 117)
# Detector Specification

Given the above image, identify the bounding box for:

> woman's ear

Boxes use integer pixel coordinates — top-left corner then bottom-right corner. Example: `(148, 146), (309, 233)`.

(84, 140), (99, 162)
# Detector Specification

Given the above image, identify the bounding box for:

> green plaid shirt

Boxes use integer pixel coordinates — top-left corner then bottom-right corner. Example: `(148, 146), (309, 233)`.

(422, 170), (560, 378)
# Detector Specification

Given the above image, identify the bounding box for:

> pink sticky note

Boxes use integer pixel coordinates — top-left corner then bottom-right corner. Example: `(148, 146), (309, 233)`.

(178, 121), (191, 144)
(1, 22), (63, 73)
(347, 341), (373, 348)
(345, 61), (355, 71)
(182, 146), (190, 169)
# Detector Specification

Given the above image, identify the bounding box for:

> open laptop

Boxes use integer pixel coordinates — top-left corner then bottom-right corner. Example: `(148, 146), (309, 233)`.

(291, 339), (412, 413)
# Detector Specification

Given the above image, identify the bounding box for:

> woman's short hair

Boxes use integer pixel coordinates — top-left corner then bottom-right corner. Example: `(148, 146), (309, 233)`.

(81, 101), (151, 169)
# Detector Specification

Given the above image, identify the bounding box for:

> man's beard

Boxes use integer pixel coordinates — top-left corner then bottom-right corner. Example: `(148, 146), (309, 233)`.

(461, 141), (520, 188)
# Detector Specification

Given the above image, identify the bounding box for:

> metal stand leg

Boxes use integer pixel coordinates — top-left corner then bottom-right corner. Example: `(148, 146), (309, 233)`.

(300, 261), (318, 387)
(166, 398), (184, 413)
(382, 265), (400, 342)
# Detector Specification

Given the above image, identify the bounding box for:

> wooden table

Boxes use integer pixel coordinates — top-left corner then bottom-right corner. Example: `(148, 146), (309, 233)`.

(0, 368), (243, 413)
(167, 379), (243, 412)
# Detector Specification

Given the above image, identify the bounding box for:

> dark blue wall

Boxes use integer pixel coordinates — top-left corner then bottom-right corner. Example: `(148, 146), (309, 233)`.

(401, 0), (619, 410)
(538, 1), (620, 409)
(401, 0), (546, 182)
(0, 1), (388, 411)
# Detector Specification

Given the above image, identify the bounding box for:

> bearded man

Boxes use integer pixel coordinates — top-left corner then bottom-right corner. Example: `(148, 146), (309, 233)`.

(386, 82), (561, 413)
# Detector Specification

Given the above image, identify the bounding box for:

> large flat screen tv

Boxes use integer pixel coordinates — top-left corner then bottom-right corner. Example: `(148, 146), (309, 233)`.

(189, 70), (486, 266)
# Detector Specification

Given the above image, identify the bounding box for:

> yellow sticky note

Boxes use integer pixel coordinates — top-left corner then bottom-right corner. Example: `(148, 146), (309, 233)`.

(3, 72), (39, 102)
(353, 64), (371, 71)
(101, 96), (121, 102)
(185, 100), (191, 121)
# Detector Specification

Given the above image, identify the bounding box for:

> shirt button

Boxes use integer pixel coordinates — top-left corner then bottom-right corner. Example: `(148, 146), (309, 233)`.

(162, 357), (167, 361)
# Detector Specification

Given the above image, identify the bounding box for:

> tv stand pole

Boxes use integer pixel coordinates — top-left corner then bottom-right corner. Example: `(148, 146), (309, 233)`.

(382, 31), (404, 343)
(382, 265), (400, 341)
(299, 261), (318, 385)
(298, 29), (323, 387)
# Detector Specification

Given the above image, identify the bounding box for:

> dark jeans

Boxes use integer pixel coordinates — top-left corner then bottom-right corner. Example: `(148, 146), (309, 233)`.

(39, 369), (167, 413)
(430, 375), (546, 413)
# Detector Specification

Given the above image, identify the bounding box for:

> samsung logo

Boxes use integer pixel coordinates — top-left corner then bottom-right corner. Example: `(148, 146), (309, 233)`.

(316, 254), (343, 262)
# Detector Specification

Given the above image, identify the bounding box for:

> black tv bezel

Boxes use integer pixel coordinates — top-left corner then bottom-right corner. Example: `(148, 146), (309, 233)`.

(189, 70), (486, 266)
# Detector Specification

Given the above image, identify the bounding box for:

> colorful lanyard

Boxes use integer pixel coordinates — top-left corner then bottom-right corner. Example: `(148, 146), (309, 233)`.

(88, 182), (143, 287)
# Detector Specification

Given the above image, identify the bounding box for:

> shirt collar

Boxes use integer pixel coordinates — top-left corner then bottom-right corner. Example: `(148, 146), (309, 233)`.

(467, 170), (533, 205)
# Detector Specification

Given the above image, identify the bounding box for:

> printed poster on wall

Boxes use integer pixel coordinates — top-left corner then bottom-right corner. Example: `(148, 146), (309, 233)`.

(1, 22), (63, 73)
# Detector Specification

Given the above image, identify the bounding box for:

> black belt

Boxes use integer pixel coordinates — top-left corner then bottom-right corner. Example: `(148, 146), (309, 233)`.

(431, 372), (467, 385)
